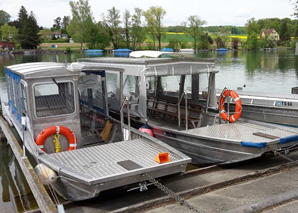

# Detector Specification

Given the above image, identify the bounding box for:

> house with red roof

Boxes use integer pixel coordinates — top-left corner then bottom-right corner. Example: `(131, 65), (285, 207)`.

(261, 29), (280, 41)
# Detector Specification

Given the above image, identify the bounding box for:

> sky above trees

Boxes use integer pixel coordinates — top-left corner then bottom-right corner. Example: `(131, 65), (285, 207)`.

(0, 0), (295, 28)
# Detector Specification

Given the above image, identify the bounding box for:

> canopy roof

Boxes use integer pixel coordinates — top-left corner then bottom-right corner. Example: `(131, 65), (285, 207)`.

(5, 62), (81, 79)
(78, 57), (218, 77)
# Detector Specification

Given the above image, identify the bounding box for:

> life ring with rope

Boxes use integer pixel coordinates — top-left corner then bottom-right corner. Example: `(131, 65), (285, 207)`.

(219, 88), (242, 123)
(36, 126), (77, 153)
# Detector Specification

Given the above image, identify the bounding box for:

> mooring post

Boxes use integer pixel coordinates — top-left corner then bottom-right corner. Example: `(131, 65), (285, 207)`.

(0, 116), (57, 213)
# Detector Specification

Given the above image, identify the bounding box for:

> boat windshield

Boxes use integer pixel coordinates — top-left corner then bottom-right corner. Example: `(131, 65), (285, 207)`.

(34, 82), (75, 117)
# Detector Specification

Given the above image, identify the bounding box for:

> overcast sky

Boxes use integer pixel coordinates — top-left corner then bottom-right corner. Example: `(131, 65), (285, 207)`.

(0, 0), (295, 28)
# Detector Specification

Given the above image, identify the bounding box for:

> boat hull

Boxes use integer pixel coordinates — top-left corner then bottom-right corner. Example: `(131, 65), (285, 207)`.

(51, 163), (186, 201)
(152, 128), (264, 165)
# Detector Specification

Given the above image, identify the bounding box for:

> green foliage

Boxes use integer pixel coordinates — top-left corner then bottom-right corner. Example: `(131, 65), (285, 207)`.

(203, 26), (246, 35)
(0, 10), (11, 26)
(20, 12), (41, 49)
(215, 37), (225, 48)
(123, 9), (131, 49)
(62, 16), (70, 29)
(279, 21), (291, 42)
(86, 21), (110, 49)
(102, 6), (121, 49)
(68, 0), (93, 52)
(232, 38), (240, 50)
(143, 6), (166, 50)
(294, 1), (298, 19)
(131, 8), (145, 50)
(53, 17), (62, 30)
(167, 37), (180, 50)
(198, 34), (210, 49)
(0, 23), (18, 41)
(179, 40), (189, 49)
(183, 15), (206, 51)
(246, 18), (259, 35)
(246, 33), (259, 50)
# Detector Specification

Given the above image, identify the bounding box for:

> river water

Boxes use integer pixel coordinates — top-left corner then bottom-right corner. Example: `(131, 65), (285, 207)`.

(0, 49), (297, 212)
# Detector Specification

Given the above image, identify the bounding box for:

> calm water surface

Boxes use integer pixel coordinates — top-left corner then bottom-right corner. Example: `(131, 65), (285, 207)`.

(0, 49), (297, 211)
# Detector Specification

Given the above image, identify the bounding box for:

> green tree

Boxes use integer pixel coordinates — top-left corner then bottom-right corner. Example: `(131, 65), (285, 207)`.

(123, 9), (131, 49)
(39, 28), (52, 42)
(53, 17), (62, 30)
(86, 21), (110, 49)
(144, 6), (166, 50)
(131, 8), (145, 50)
(0, 10), (11, 26)
(198, 33), (210, 49)
(143, 10), (156, 49)
(232, 38), (240, 50)
(215, 37), (225, 48)
(68, 0), (93, 52)
(20, 12), (41, 49)
(294, 0), (298, 18)
(246, 18), (260, 50)
(62, 16), (70, 29)
(0, 23), (18, 41)
(183, 15), (206, 52)
(279, 21), (291, 42)
(18, 6), (28, 33)
(167, 37), (180, 50)
(103, 7), (121, 49)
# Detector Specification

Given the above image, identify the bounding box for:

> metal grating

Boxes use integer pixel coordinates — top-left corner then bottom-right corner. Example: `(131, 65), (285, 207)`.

(50, 138), (183, 178)
(184, 122), (298, 143)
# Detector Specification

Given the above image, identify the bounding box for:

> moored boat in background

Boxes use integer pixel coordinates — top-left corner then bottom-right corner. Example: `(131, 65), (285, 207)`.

(78, 57), (298, 165)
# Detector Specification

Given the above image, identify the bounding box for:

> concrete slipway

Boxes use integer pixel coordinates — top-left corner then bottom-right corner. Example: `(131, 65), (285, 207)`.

(60, 150), (298, 213)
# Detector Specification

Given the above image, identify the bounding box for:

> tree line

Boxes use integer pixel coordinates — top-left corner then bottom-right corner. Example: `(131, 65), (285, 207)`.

(0, 0), (298, 50)
(0, 7), (40, 49)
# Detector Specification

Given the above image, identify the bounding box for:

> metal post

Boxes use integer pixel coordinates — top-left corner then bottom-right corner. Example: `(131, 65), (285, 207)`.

(120, 97), (131, 141)
(178, 91), (188, 130)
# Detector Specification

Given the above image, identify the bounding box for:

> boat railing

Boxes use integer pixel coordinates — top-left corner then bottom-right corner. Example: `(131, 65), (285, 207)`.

(120, 97), (131, 141)
(178, 91), (188, 130)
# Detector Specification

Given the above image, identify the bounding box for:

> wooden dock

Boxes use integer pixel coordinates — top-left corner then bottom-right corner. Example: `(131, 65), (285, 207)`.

(0, 116), (57, 213)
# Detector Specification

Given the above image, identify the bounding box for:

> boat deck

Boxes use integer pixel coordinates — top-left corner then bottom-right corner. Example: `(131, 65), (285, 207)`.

(183, 122), (298, 144)
(49, 138), (186, 179)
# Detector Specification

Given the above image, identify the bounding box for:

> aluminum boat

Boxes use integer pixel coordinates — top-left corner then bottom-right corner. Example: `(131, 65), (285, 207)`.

(1, 62), (190, 201)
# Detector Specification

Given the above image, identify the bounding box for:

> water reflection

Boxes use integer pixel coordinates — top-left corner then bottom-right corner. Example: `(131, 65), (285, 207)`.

(0, 141), (37, 212)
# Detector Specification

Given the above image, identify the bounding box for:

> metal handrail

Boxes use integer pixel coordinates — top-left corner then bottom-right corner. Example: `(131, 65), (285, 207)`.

(120, 97), (131, 141)
(178, 91), (188, 130)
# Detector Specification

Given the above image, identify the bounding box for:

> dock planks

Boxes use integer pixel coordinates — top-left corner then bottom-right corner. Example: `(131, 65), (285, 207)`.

(0, 116), (57, 213)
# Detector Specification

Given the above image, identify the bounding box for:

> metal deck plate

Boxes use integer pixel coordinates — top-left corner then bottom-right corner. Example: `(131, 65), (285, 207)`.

(50, 138), (183, 178)
(183, 122), (298, 143)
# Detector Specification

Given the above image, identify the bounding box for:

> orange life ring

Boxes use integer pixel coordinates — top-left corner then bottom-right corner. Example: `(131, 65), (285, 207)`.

(219, 89), (242, 123)
(36, 126), (77, 152)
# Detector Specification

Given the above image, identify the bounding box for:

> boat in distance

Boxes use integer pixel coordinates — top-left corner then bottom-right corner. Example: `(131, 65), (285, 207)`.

(78, 57), (298, 165)
(1, 62), (190, 201)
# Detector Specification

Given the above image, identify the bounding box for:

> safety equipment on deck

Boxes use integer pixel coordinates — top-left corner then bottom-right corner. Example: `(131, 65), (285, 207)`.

(36, 126), (77, 152)
(155, 152), (170, 163)
(219, 89), (242, 123)
(138, 124), (154, 136)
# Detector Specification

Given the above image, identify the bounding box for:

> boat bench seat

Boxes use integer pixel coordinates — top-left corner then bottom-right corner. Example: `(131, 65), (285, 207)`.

(147, 98), (202, 128)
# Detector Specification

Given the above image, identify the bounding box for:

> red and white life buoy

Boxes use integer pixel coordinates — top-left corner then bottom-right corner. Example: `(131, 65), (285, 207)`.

(36, 126), (77, 152)
(219, 89), (242, 123)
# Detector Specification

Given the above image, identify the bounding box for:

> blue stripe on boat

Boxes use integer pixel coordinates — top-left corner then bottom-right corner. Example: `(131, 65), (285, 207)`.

(280, 135), (298, 144)
(241, 141), (267, 148)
